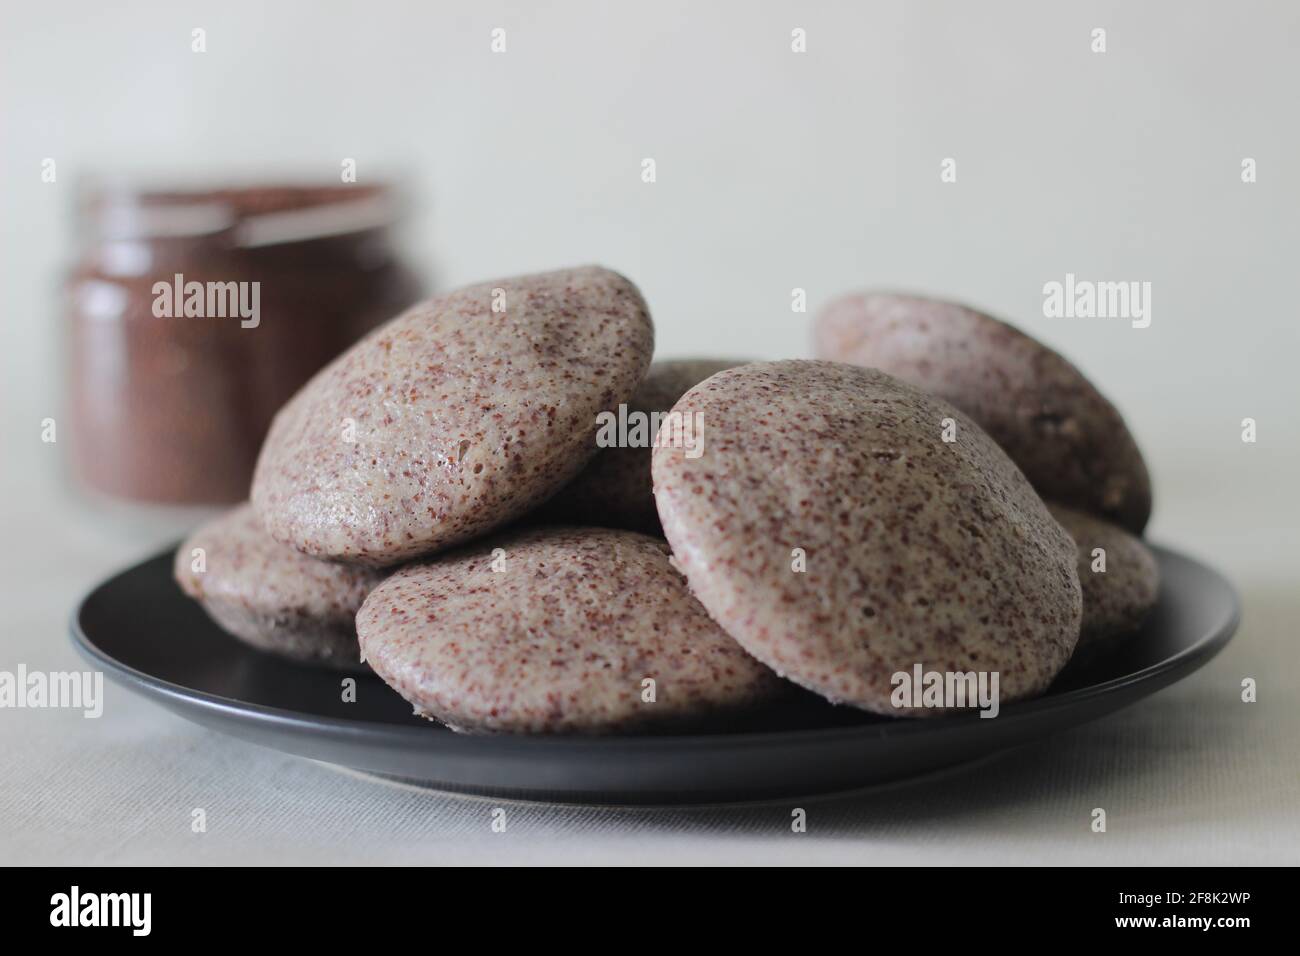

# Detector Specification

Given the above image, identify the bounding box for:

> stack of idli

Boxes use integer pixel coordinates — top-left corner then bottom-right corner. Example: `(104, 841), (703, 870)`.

(176, 268), (1159, 732)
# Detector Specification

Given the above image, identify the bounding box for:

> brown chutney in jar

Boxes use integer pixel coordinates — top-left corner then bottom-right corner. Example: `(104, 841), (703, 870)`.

(67, 184), (422, 504)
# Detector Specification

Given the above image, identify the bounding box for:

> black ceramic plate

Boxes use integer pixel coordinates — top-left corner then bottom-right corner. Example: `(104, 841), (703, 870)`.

(71, 544), (1238, 804)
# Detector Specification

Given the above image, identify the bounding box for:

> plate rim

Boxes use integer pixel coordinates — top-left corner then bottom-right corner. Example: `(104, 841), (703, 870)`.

(68, 541), (1241, 754)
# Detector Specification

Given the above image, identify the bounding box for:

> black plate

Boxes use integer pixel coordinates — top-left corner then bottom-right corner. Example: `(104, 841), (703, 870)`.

(70, 544), (1239, 804)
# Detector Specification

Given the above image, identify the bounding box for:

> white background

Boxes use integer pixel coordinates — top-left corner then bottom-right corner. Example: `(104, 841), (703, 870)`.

(1, 1), (1297, 864)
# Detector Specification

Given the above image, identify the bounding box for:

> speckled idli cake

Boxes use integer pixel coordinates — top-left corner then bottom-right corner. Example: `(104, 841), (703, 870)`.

(652, 360), (1083, 717)
(174, 504), (384, 671)
(252, 266), (654, 566)
(355, 525), (786, 733)
(815, 293), (1152, 533)
(1049, 503), (1160, 660)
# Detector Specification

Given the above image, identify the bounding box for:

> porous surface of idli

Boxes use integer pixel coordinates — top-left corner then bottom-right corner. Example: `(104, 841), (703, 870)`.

(356, 526), (785, 733)
(1049, 503), (1160, 657)
(652, 360), (1082, 716)
(815, 292), (1152, 532)
(174, 504), (383, 670)
(252, 266), (654, 565)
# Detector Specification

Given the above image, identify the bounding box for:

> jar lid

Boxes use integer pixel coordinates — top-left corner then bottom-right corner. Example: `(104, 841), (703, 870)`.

(80, 183), (397, 247)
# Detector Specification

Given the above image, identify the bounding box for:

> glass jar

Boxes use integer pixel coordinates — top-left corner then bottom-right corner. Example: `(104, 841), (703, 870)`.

(66, 184), (422, 504)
